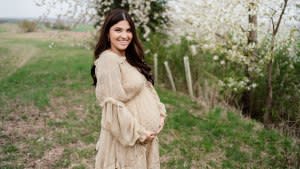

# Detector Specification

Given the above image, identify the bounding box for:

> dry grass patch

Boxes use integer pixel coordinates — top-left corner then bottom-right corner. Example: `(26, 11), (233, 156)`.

(30, 146), (64, 169)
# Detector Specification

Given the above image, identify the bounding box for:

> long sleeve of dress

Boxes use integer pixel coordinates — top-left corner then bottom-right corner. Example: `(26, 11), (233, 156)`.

(95, 54), (147, 147)
(146, 82), (167, 117)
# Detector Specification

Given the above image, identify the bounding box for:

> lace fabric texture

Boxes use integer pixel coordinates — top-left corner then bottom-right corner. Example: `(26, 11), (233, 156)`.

(94, 50), (166, 169)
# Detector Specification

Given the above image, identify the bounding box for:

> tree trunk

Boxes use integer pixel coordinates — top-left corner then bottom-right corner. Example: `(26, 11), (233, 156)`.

(264, 0), (288, 125)
(264, 60), (273, 124)
(241, 2), (257, 116)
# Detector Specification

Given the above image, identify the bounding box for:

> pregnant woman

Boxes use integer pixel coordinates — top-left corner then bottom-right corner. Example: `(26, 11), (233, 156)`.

(91, 8), (167, 169)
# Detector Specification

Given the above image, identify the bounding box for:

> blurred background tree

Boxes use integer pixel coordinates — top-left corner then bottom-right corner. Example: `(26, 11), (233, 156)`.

(93, 0), (168, 39)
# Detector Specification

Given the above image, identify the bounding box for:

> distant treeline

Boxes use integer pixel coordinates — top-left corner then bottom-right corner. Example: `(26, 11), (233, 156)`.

(0, 18), (42, 23)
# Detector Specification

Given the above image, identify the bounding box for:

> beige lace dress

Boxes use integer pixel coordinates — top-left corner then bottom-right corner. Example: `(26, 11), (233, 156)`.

(94, 50), (167, 169)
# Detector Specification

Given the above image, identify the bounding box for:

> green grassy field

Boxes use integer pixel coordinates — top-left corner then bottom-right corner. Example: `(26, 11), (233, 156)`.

(71, 24), (95, 32)
(0, 24), (299, 169)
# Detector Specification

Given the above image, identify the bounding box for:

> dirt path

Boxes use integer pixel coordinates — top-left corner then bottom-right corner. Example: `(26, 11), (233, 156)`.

(0, 43), (40, 80)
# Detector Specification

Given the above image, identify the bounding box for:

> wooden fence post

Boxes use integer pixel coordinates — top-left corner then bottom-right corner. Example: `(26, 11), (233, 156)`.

(154, 54), (158, 85)
(184, 56), (194, 98)
(164, 61), (176, 92)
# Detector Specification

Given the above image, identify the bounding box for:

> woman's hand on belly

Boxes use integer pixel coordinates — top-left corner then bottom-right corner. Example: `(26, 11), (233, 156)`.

(140, 131), (156, 144)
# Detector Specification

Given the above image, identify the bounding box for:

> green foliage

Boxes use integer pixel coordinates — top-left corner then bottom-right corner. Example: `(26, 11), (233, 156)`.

(18, 20), (37, 32)
(143, 33), (225, 96)
(247, 40), (300, 131)
(270, 42), (300, 124)
(147, 31), (300, 135)
(143, 34), (195, 91)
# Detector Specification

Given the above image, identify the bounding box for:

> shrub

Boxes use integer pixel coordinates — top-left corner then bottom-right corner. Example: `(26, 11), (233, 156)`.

(51, 20), (71, 30)
(144, 32), (300, 137)
(43, 21), (52, 29)
(18, 20), (37, 32)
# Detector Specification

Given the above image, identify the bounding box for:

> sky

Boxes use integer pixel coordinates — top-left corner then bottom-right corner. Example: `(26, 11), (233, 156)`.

(0, 0), (62, 18)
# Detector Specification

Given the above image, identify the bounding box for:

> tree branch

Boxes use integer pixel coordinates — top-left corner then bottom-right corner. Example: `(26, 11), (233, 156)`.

(274, 0), (288, 36)
(271, 17), (275, 33)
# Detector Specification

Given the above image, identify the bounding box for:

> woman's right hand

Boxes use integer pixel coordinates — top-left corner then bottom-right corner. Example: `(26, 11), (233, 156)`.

(143, 131), (156, 144)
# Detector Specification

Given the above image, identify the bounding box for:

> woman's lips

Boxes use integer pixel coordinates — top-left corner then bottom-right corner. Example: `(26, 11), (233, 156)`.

(118, 40), (130, 45)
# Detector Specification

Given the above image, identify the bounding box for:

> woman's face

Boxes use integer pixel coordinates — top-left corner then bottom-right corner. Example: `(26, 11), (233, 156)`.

(109, 20), (133, 55)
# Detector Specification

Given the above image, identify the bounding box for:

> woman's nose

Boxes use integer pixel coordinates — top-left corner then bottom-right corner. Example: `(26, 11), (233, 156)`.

(120, 31), (129, 38)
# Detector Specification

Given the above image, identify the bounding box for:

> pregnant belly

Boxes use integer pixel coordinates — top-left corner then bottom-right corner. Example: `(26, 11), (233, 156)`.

(127, 88), (161, 131)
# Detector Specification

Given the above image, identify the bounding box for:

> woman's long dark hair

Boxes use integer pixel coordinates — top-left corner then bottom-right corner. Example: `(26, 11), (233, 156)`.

(91, 8), (153, 86)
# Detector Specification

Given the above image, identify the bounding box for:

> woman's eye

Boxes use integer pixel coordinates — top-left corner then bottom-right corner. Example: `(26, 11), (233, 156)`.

(115, 29), (122, 32)
(127, 29), (132, 32)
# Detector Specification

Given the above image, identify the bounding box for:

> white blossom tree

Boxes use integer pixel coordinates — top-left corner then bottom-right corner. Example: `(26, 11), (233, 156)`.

(165, 0), (299, 124)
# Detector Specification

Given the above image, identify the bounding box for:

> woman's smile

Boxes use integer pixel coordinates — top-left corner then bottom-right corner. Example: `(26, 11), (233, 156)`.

(118, 40), (130, 45)
(109, 20), (133, 56)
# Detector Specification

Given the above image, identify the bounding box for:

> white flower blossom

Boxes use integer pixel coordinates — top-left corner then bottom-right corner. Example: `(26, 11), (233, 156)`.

(251, 83), (257, 88)
(213, 55), (219, 61)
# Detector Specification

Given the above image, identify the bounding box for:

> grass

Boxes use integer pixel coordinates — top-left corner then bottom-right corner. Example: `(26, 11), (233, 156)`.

(0, 27), (6, 33)
(159, 97), (299, 168)
(0, 23), (299, 169)
(72, 24), (95, 32)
